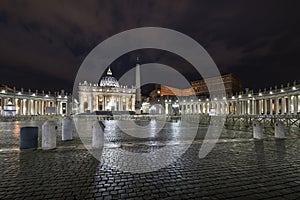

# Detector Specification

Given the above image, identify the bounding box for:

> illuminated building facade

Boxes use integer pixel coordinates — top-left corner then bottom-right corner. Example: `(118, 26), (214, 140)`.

(78, 67), (136, 113)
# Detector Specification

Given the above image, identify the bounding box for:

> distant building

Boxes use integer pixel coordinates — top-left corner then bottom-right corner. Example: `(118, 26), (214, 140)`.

(156, 73), (242, 99)
(146, 74), (242, 115)
(191, 73), (242, 97)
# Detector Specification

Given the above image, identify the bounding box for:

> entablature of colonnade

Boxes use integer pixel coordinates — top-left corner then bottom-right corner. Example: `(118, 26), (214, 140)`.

(78, 81), (136, 94)
(78, 91), (135, 98)
(228, 82), (300, 101)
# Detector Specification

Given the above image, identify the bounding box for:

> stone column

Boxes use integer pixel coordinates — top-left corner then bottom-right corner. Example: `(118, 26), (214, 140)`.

(27, 99), (31, 115)
(79, 95), (83, 113)
(60, 102), (63, 115)
(232, 102), (235, 114)
(103, 96), (106, 111)
(199, 103), (202, 114)
(41, 101), (44, 115)
(216, 102), (220, 115)
(35, 100), (38, 115)
(193, 103), (196, 114)
(263, 99), (267, 115)
(247, 100), (250, 114)
(93, 95), (97, 111)
(241, 101), (244, 115)
(38, 100), (41, 115)
(37, 100), (40, 115)
(234, 102), (237, 114)
(241, 101), (245, 115)
(22, 99), (26, 115)
(39, 100), (41, 115)
(293, 95), (298, 114)
(275, 98), (279, 114)
(254, 100), (257, 115)
(14, 99), (18, 115)
(282, 98), (285, 114)
(126, 97), (129, 111)
(287, 96), (291, 114)
(19, 99), (23, 115)
(207, 102), (210, 114)
(165, 103), (169, 114)
(200, 103), (205, 114)
(186, 104), (188, 114)
(252, 100), (255, 115)
(89, 95), (93, 111)
(269, 99), (273, 115)
(296, 95), (299, 113)
(120, 96), (123, 111)
(131, 96), (135, 111)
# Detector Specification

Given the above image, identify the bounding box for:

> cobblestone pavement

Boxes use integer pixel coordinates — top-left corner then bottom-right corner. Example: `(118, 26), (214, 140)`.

(1, 138), (300, 199)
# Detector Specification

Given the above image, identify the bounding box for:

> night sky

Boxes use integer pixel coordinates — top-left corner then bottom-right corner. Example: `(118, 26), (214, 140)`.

(0, 0), (299, 95)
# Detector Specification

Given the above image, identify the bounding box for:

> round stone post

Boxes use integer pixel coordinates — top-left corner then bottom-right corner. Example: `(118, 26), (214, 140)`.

(62, 117), (73, 141)
(92, 121), (105, 148)
(42, 121), (57, 150)
(275, 121), (285, 138)
(253, 121), (263, 139)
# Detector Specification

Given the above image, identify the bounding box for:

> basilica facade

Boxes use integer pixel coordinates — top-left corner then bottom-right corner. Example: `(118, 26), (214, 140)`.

(78, 67), (136, 113)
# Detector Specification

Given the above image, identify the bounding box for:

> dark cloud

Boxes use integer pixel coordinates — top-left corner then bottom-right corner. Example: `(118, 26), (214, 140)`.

(0, 0), (299, 93)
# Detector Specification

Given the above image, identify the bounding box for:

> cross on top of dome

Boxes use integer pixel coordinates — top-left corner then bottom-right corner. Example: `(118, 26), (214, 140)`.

(107, 66), (113, 76)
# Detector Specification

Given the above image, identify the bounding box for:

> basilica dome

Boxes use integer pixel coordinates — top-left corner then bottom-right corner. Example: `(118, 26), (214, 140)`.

(99, 67), (120, 87)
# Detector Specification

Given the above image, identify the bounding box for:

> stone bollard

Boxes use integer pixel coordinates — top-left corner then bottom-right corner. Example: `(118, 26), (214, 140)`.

(275, 121), (285, 139)
(20, 127), (39, 149)
(42, 121), (57, 150)
(253, 121), (263, 139)
(92, 121), (105, 148)
(62, 117), (73, 141)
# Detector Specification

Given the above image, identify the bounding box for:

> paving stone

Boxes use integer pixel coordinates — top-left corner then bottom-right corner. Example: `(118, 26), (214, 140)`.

(1, 121), (300, 199)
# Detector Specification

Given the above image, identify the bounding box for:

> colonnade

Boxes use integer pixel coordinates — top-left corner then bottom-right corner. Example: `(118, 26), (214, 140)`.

(163, 84), (300, 116)
(0, 88), (71, 116)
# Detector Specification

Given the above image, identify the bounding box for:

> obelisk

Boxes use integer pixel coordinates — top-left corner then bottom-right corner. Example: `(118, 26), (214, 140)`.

(135, 57), (142, 114)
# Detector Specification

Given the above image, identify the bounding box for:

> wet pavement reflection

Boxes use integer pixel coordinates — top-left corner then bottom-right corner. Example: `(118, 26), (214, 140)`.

(0, 119), (255, 150)
(0, 119), (300, 199)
